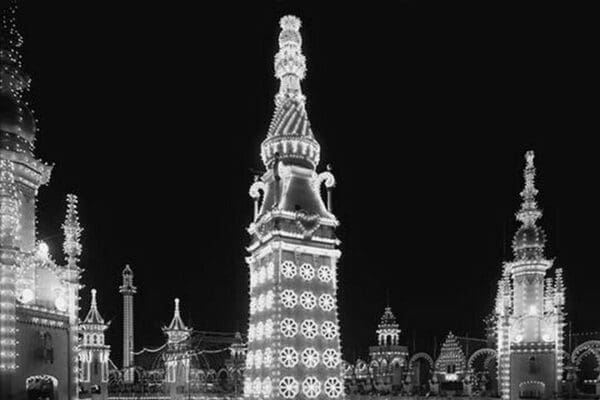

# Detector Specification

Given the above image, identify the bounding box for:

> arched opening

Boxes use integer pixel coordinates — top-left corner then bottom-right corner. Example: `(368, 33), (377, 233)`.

(519, 381), (544, 399)
(26, 375), (58, 400)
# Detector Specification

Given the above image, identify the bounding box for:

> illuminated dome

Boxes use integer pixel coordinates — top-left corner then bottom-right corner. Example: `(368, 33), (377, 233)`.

(512, 224), (546, 261)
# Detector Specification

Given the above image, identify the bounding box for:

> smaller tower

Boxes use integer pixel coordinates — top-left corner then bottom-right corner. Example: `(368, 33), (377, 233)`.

(119, 264), (136, 383)
(162, 298), (192, 399)
(434, 332), (467, 383)
(369, 306), (408, 389)
(79, 289), (111, 400)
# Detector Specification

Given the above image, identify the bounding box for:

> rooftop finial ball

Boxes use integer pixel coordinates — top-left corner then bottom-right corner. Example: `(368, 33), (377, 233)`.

(280, 15), (301, 31)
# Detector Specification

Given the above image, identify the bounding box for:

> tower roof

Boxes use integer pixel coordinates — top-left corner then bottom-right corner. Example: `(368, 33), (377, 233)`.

(512, 150), (546, 261)
(82, 289), (106, 326)
(261, 16), (320, 170)
(163, 298), (191, 333)
(378, 306), (399, 329)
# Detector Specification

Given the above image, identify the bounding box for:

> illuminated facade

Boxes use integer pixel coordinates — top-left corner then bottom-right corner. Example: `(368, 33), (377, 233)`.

(245, 15), (344, 400)
(119, 264), (136, 383)
(79, 289), (110, 399)
(434, 332), (466, 383)
(0, 2), (82, 399)
(495, 151), (566, 400)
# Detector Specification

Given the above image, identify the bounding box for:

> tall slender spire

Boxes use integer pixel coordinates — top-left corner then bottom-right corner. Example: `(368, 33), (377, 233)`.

(62, 194), (82, 266)
(512, 150), (546, 261)
(261, 15), (320, 170)
(0, 0), (37, 146)
(0, 0), (28, 104)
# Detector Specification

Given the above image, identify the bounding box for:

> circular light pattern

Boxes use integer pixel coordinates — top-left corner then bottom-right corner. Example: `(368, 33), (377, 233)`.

(264, 319), (274, 339)
(253, 377), (262, 398)
(300, 291), (317, 310)
(55, 296), (68, 312)
(322, 349), (340, 368)
(324, 377), (343, 398)
(280, 318), (298, 337)
(256, 321), (264, 341)
(255, 349), (263, 369)
(301, 348), (319, 368)
(264, 348), (273, 367)
(248, 325), (256, 342)
(280, 376), (299, 399)
(318, 265), (333, 282)
(265, 290), (274, 309)
(244, 378), (252, 397)
(246, 351), (254, 369)
(321, 321), (337, 340)
(302, 376), (321, 398)
(281, 261), (297, 279)
(257, 294), (265, 312)
(262, 377), (273, 398)
(281, 290), (298, 308)
(259, 267), (267, 284)
(18, 288), (34, 304)
(279, 347), (299, 368)
(300, 263), (315, 281)
(318, 293), (335, 312)
(250, 297), (257, 315)
(267, 262), (275, 280)
(301, 319), (318, 339)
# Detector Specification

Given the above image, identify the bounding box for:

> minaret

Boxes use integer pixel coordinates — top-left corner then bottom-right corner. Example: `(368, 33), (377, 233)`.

(162, 298), (192, 400)
(79, 289), (111, 400)
(0, 159), (20, 396)
(62, 193), (84, 398)
(119, 264), (137, 383)
(246, 16), (344, 400)
(376, 307), (400, 346)
(495, 151), (566, 400)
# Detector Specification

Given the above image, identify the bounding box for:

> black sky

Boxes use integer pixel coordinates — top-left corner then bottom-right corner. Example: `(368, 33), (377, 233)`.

(8, 0), (599, 363)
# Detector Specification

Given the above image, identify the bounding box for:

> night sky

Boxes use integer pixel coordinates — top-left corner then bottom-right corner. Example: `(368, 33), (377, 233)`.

(10, 1), (599, 363)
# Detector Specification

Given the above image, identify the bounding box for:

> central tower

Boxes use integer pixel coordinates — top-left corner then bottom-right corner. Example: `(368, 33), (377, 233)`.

(495, 151), (566, 400)
(245, 15), (344, 400)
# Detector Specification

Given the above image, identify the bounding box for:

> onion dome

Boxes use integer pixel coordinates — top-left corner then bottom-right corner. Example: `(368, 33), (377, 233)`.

(261, 16), (320, 170)
(512, 151), (546, 261)
(0, 1), (36, 151)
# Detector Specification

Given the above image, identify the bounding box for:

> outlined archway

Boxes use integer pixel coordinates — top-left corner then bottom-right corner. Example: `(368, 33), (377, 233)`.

(409, 353), (434, 388)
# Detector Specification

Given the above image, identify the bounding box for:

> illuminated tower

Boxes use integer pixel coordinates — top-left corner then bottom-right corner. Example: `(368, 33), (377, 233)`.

(369, 307), (408, 387)
(162, 298), (192, 399)
(79, 289), (110, 400)
(245, 15), (344, 400)
(119, 264), (136, 383)
(495, 151), (566, 400)
(2, 3), (82, 399)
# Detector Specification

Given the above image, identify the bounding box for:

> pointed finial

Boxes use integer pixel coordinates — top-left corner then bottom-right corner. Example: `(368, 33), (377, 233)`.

(516, 150), (542, 226)
(274, 15), (306, 106)
(174, 298), (180, 316)
(63, 194), (82, 265)
(91, 288), (97, 308)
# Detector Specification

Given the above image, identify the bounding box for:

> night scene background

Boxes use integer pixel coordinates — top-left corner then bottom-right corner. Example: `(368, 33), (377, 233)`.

(13, 0), (598, 364)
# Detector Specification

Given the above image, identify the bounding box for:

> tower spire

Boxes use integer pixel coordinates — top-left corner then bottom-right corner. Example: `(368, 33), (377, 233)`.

(0, 0), (28, 104)
(62, 194), (82, 266)
(512, 150), (546, 261)
(275, 15), (306, 106)
(83, 288), (105, 325)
